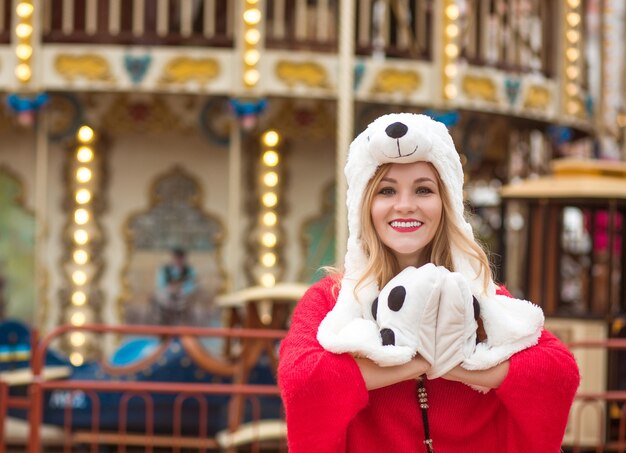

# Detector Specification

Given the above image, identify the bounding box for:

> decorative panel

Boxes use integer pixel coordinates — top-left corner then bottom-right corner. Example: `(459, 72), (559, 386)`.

(300, 182), (335, 283)
(121, 166), (225, 326)
(0, 168), (35, 323)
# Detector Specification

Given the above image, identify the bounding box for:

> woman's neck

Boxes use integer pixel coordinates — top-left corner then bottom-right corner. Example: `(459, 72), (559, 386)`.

(397, 254), (428, 270)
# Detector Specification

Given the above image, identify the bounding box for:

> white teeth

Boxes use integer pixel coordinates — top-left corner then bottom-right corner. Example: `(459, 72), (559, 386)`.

(390, 221), (422, 228)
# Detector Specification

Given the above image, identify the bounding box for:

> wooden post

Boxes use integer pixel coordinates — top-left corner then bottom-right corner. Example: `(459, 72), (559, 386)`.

(34, 106), (49, 331)
(227, 123), (243, 291)
(335, 0), (355, 266)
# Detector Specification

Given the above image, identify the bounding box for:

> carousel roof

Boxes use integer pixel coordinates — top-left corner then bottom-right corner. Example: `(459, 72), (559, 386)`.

(501, 159), (626, 200)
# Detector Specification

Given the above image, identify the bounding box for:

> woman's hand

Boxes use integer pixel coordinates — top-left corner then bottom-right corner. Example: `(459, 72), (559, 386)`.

(442, 361), (510, 390)
(355, 355), (431, 390)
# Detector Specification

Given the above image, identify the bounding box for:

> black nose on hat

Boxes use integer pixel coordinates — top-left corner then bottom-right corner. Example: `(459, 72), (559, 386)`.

(385, 122), (408, 139)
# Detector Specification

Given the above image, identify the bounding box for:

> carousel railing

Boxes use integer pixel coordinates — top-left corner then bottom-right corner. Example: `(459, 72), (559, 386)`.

(39, 0), (433, 58)
(265, 0), (340, 53)
(42, 0), (235, 47)
(0, 368), (37, 452)
(6, 328), (625, 451)
(7, 0), (566, 77)
(1, 323), (287, 453)
(566, 339), (626, 453)
(354, 0), (433, 59)
(264, 0), (433, 59)
(459, 0), (559, 77)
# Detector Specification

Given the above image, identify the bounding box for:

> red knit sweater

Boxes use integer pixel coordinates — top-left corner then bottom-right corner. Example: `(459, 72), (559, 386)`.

(278, 276), (580, 453)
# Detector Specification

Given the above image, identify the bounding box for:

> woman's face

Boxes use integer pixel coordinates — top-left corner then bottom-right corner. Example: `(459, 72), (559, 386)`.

(370, 162), (443, 269)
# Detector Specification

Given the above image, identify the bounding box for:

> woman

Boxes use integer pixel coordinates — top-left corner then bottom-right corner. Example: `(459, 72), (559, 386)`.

(278, 113), (579, 453)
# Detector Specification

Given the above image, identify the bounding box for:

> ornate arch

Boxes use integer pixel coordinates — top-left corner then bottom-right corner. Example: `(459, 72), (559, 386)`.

(119, 166), (226, 325)
(0, 166), (36, 323)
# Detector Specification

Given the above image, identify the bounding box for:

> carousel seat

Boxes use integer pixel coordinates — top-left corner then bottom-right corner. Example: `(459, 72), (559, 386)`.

(0, 365), (71, 386)
(216, 419), (287, 449)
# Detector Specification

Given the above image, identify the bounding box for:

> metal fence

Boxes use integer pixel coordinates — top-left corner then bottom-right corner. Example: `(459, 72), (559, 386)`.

(1, 323), (287, 453)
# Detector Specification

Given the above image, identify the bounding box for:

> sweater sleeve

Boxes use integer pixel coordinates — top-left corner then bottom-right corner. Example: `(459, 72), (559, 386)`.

(494, 289), (580, 452)
(278, 278), (369, 452)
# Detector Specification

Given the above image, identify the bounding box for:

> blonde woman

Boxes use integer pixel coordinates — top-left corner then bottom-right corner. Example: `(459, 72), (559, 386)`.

(278, 113), (579, 453)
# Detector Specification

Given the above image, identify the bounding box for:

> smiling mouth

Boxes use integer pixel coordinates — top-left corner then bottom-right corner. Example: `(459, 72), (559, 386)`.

(389, 220), (423, 232)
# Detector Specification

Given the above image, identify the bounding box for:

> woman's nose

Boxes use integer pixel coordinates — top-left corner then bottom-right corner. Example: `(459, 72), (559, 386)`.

(395, 192), (416, 212)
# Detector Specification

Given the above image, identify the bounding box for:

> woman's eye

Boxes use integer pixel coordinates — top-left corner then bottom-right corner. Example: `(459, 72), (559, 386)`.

(416, 187), (433, 195)
(378, 187), (395, 195)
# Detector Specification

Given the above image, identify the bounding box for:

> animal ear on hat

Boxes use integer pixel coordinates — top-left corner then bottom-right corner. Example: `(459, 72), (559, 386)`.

(345, 129), (372, 177)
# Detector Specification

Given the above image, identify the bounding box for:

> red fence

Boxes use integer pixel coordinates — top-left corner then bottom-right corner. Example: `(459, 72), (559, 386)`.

(2, 327), (626, 452)
(1, 323), (288, 453)
(566, 339), (626, 453)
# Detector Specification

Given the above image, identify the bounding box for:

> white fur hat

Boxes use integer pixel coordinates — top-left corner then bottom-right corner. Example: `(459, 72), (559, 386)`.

(317, 113), (544, 371)
(343, 113), (492, 299)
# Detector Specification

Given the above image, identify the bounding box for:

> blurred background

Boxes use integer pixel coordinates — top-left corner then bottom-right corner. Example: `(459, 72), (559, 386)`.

(0, 0), (624, 451)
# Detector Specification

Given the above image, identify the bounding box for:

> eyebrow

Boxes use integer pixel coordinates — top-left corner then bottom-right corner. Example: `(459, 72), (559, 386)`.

(380, 176), (436, 184)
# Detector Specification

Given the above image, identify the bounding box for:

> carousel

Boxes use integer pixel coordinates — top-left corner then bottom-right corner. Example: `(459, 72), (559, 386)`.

(0, 0), (624, 451)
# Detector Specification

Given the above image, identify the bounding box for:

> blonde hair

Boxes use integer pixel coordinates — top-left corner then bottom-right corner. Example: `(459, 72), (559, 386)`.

(357, 163), (493, 292)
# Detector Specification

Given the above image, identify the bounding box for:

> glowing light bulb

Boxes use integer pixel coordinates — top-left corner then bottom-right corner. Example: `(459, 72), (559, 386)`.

(71, 312), (86, 325)
(69, 352), (84, 366)
(261, 252), (277, 267)
(244, 69), (260, 86)
(15, 44), (32, 60)
(263, 171), (278, 187)
(73, 249), (89, 265)
(75, 189), (92, 204)
(16, 2), (34, 18)
(444, 64), (458, 78)
(262, 192), (278, 207)
(260, 273), (276, 287)
(76, 167), (92, 183)
(444, 84), (457, 99)
(74, 209), (89, 225)
(566, 82), (579, 97)
(445, 4), (459, 20)
(15, 23), (33, 38)
(445, 44), (459, 58)
(262, 130), (280, 147)
(261, 232), (277, 247)
(74, 229), (89, 245)
(566, 30), (580, 43)
(262, 212), (277, 226)
(245, 29), (261, 45)
(76, 146), (94, 163)
(77, 126), (94, 143)
(566, 48), (580, 62)
(445, 24), (459, 38)
(566, 65), (579, 79)
(244, 49), (260, 66)
(567, 100), (580, 114)
(262, 151), (279, 167)
(70, 332), (86, 347)
(72, 291), (87, 305)
(567, 12), (580, 27)
(15, 64), (31, 81)
(72, 270), (87, 285)
(243, 8), (261, 25)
